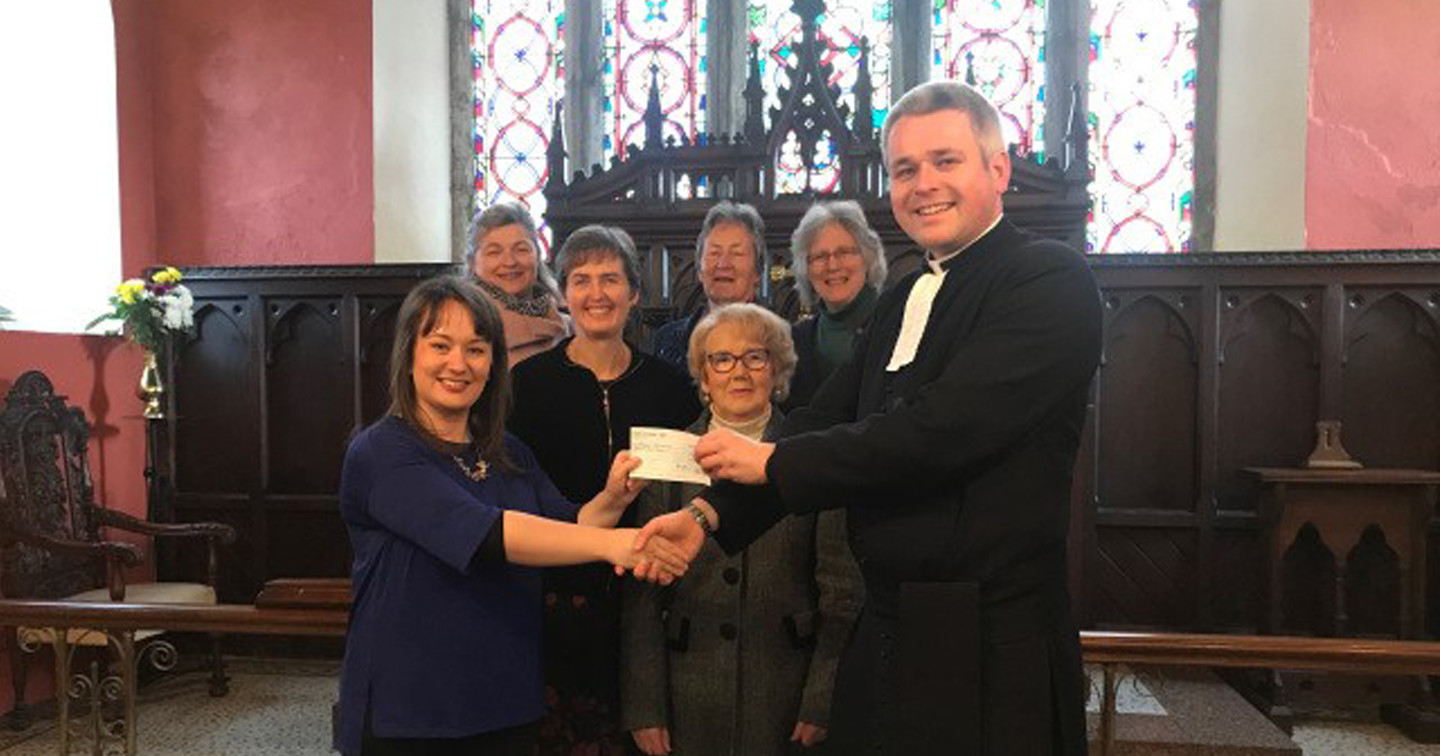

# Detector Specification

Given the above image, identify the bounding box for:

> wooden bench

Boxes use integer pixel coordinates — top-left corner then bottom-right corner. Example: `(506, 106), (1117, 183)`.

(6, 591), (1440, 756)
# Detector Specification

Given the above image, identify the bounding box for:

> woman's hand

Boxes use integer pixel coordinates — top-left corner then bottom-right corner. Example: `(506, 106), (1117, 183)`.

(631, 726), (672, 755)
(602, 451), (648, 509)
(629, 507), (707, 584)
(608, 528), (687, 583)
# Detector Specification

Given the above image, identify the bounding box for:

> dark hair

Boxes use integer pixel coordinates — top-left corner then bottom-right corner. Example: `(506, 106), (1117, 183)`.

(554, 224), (643, 294)
(388, 275), (512, 468)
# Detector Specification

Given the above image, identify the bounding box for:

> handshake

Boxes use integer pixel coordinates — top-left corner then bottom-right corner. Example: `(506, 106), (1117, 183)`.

(610, 500), (715, 585)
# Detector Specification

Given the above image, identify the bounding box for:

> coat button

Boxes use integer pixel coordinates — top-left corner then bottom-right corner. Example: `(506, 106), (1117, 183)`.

(723, 567), (740, 585)
(720, 623), (738, 640)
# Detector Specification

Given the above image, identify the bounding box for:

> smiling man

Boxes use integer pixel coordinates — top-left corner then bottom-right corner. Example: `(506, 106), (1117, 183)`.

(636, 81), (1104, 755)
(650, 201), (766, 371)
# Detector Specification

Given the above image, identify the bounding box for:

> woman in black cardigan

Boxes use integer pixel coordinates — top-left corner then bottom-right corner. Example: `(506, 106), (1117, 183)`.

(509, 225), (701, 756)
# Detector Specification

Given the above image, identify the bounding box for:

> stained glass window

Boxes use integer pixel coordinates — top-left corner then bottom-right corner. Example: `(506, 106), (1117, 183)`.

(748, 0), (893, 194)
(933, 0), (1047, 158)
(1088, 0), (1197, 253)
(473, 1), (565, 251)
(600, 0), (707, 161)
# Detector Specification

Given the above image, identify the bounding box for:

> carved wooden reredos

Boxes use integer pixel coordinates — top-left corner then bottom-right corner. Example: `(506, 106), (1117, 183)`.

(541, 0), (1090, 320)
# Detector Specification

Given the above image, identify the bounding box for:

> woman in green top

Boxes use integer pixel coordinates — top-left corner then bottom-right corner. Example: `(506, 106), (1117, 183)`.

(783, 200), (889, 410)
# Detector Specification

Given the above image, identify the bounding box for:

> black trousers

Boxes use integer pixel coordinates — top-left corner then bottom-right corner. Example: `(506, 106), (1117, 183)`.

(360, 721), (537, 756)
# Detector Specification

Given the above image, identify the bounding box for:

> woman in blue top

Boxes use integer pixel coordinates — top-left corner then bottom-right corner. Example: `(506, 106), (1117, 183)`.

(336, 275), (687, 756)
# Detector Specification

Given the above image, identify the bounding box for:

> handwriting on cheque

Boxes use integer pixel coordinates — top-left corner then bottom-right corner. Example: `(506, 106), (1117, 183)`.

(629, 427), (711, 486)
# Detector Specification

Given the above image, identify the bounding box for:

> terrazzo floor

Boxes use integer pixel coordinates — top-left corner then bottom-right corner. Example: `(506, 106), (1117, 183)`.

(0, 660), (1435, 755)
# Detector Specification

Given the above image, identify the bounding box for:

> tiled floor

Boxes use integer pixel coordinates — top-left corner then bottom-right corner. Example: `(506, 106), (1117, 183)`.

(0, 662), (1437, 755)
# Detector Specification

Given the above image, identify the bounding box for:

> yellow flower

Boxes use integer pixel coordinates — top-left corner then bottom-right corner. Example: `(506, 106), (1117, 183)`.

(152, 266), (183, 285)
(116, 280), (146, 305)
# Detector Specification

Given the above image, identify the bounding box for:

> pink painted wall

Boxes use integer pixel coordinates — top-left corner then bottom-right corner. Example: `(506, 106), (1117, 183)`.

(0, 336), (151, 712)
(1306, 0), (1440, 249)
(0, 0), (372, 714)
(151, 0), (373, 266)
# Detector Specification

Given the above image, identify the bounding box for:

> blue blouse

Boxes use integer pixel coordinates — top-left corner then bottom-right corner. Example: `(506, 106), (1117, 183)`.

(335, 416), (579, 755)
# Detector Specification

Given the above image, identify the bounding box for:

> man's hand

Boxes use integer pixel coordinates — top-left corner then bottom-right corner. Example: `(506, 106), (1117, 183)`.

(694, 428), (774, 485)
(608, 528), (686, 584)
(631, 726), (672, 755)
(630, 508), (705, 583)
(791, 721), (828, 747)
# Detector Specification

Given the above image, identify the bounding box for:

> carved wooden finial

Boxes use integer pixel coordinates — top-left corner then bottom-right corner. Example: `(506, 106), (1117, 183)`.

(743, 41), (767, 143)
(643, 64), (664, 151)
(853, 36), (875, 142)
(544, 99), (567, 193)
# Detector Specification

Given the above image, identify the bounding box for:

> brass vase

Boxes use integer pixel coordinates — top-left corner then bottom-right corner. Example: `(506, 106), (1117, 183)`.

(138, 350), (165, 420)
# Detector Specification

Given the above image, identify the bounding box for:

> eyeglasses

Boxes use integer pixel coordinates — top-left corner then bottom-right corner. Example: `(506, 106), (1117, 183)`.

(705, 348), (771, 373)
(806, 247), (861, 268)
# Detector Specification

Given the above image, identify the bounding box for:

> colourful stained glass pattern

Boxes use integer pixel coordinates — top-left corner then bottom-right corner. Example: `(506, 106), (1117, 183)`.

(933, 0), (1047, 158)
(748, 0), (893, 194)
(1088, 0), (1197, 253)
(601, 0), (707, 161)
(473, 1), (565, 251)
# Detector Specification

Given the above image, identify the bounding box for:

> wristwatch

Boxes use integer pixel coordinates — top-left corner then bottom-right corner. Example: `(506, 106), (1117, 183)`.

(684, 501), (715, 536)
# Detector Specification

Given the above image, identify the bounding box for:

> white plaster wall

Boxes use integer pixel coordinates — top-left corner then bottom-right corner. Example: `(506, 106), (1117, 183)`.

(373, 0), (452, 263)
(1213, 0), (1309, 250)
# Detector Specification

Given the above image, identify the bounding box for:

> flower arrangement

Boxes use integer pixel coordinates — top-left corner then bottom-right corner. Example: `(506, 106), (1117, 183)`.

(87, 266), (195, 352)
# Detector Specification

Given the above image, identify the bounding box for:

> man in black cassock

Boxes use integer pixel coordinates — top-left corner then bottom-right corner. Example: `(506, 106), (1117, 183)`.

(635, 80), (1102, 755)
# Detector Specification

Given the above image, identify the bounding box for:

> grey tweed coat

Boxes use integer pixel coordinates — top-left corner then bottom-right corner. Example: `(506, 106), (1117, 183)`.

(620, 410), (862, 756)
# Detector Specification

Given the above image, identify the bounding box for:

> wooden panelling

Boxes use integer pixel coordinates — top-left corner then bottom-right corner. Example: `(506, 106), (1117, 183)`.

(160, 253), (1440, 630)
(266, 299), (349, 496)
(165, 265), (446, 603)
(1097, 292), (1200, 513)
(1209, 527), (1263, 629)
(174, 301), (258, 494)
(1093, 527), (1199, 627)
(1215, 292), (1320, 512)
(1341, 292), (1440, 470)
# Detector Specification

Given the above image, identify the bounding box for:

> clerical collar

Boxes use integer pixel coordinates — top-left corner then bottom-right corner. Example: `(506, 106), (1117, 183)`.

(926, 213), (1004, 274)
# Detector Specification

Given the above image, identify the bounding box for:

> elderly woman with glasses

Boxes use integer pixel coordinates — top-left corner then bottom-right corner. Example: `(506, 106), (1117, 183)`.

(784, 201), (888, 410)
(621, 303), (862, 756)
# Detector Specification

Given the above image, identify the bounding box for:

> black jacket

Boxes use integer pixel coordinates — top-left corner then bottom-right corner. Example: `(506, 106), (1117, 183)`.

(706, 220), (1102, 755)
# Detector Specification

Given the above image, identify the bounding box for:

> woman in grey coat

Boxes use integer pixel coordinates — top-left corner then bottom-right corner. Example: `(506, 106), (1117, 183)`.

(621, 303), (863, 755)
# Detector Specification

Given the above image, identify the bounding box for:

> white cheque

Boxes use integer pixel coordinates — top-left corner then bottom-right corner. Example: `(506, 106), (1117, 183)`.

(629, 427), (711, 486)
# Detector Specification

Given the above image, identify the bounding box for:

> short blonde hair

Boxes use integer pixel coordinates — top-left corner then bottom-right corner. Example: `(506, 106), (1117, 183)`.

(687, 303), (797, 402)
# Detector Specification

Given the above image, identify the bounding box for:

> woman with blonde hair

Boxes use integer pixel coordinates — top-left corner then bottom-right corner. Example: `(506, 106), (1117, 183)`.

(621, 303), (861, 756)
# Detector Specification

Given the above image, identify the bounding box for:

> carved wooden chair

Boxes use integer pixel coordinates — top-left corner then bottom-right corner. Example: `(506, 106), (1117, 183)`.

(0, 370), (237, 729)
